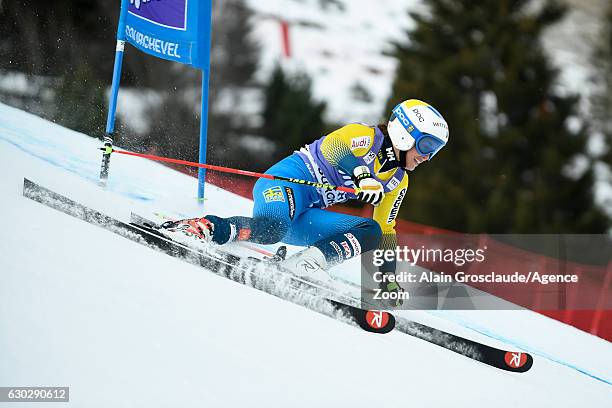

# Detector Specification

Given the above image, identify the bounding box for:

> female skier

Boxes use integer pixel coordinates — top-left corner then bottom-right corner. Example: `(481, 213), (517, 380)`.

(163, 99), (449, 303)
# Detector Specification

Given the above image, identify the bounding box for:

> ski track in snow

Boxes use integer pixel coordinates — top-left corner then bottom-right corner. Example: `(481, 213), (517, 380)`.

(1, 102), (611, 406)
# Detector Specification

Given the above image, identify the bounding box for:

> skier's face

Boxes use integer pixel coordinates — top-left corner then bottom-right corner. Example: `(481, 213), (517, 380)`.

(403, 147), (430, 171)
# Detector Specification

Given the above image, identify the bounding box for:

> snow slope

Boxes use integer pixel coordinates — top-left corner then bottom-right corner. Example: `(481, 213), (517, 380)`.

(246, 0), (424, 124)
(246, 0), (606, 122)
(0, 102), (611, 407)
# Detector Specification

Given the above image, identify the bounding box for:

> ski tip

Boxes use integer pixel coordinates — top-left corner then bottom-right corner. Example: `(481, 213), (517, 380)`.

(361, 310), (396, 334)
(328, 300), (395, 334)
(501, 350), (534, 373)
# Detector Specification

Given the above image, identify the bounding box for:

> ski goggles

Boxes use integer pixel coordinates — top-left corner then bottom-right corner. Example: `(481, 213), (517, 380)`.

(414, 134), (446, 158)
(389, 111), (447, 159)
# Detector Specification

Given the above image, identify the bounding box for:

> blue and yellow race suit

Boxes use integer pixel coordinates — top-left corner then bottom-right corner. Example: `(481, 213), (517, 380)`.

(206, 124), (408, 271)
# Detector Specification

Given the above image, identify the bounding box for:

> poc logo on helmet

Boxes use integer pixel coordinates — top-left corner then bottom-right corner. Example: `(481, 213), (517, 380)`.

(393, 106), (411, 127)
(412, 108), (425, 122)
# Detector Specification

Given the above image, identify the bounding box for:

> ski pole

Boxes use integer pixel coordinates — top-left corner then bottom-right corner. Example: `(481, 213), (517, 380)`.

(100, 148), (358, 194)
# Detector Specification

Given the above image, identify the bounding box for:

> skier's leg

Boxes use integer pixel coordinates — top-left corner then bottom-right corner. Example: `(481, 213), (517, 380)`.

(203, 154), (316, 245)
(281, 210), (405, 306)
(282, 208), (382, 266)
(205, 180), (308, 244)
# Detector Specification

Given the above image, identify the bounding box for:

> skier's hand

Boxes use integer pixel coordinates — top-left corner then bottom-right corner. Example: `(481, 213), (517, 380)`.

(379, 280), (405, 308)
(353, 166), (384, 206)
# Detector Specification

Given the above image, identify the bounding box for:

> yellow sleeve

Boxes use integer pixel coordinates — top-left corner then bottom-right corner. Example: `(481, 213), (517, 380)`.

(373, 172), (408, 233)
(372, 173), (408, 272)
(319, 124), (375, 170)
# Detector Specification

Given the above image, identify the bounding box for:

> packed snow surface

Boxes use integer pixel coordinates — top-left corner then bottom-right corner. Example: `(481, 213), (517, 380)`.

(0, 102), (611, 407)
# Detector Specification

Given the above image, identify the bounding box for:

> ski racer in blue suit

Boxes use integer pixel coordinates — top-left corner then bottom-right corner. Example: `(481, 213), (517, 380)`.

(163, 99), (449, 304)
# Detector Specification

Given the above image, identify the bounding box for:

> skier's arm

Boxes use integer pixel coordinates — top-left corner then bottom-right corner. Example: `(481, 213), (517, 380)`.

(372, 173), (409, 273)
(319, 124), (373, 175)
(320, 124), (385, 204)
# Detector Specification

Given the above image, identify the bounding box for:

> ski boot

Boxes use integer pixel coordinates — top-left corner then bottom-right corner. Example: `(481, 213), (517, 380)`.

(278, 246), (329, 279)
(159, 217), (215, 245)
(263, 246), (288, 263)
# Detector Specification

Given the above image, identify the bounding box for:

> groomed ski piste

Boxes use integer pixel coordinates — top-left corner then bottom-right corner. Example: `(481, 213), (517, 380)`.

(0, 102), (610, 407)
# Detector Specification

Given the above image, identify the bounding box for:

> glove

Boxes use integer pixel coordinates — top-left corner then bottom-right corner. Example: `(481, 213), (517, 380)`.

(379, 280), (405, 308)
(353, 165), (384, 206)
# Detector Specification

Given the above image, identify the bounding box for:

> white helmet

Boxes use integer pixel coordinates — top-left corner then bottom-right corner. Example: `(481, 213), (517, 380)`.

(387, 99), (449, 159)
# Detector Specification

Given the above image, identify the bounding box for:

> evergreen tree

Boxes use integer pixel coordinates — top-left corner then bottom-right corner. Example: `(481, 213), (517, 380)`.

(387, 0), (609, 233)
(53, 62), (106, 136)
(206, 0), (260, 166)
(142, 0), (260, 168)
(209, 0), (259, 95)
(591, 2), (612, 166)
(0, 0), (117, 79)
(145, 90), (200, 167)
(262, 65), (326, 160)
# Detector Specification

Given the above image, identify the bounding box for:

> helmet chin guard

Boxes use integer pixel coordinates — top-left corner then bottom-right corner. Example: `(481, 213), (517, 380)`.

(387, 99), (449, 159)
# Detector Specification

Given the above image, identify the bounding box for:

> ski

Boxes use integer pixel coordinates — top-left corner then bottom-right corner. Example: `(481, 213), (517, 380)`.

(127, 216), (531, 371)
(393, 319), (533, 372)
(22, 178), (533, 371)
(22, 178), (394, 335)
(131, 213), (533, 373)
(128, 214), (395, 334)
